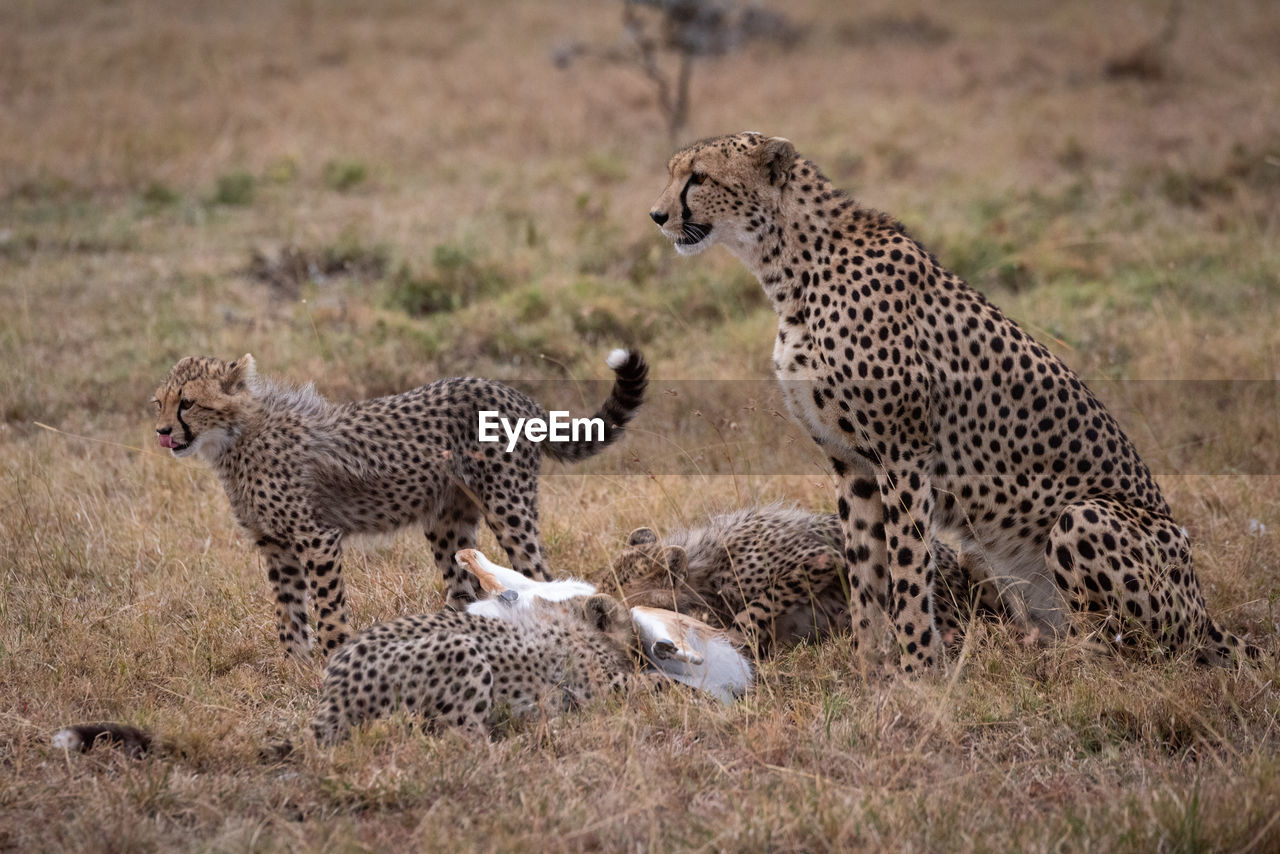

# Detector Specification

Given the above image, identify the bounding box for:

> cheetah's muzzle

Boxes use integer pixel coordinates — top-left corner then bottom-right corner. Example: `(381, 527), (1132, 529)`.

(676, 222), (712, 248)
(156, 433), (190, 453)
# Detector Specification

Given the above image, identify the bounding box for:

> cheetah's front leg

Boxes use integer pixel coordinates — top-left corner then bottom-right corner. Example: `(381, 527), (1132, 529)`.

(301, 529), (350, 656)
(876, 464), (942, 673)
(258, 540), (313, 660)
(835, 471), (895, 669)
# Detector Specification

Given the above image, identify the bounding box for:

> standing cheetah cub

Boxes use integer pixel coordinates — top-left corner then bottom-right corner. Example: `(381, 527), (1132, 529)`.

(649, 131), (1256, 670)
(151, 349), (647, 659)
(610, 505), (1006, 653)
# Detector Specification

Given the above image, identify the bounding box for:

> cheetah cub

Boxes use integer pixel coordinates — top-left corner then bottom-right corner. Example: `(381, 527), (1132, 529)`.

(650, 132), (1257, 670)
(55, 556), (748, 751)
(460, 547), (753, 703)
(151, 349), (647, 659)
(311, 592), (638, 744)
(610, 504), (1005, 653)
(55, 593), (642, 750)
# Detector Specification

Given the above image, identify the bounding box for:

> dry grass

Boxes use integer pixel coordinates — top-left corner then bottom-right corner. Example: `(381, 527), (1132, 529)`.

(2, 0), (1279, 850)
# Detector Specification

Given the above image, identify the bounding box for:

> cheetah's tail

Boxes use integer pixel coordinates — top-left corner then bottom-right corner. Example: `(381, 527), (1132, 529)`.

(52, 722), (153, 758)
(1198, 619), (1264, 667)
(543, 348), (648, 463)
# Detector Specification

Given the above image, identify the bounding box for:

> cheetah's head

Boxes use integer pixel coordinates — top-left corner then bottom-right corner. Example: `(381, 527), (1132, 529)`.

(608, 527), (703, 616)
(152, 354), (256, 460)
(649, 131), (797, 260)
(572, 593), (641, 658)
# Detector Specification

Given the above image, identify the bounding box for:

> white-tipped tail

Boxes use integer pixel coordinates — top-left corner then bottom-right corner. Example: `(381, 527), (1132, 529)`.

(51, 729), (83, 750)
(606, 348), (630, 370)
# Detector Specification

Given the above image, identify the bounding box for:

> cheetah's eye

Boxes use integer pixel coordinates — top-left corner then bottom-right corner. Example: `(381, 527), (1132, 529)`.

(178, 398), (193, 412)
(688, 171), (706, 186)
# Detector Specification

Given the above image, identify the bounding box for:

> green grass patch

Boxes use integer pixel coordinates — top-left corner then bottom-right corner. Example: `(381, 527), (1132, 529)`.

(323, 158), (368, 192)
(387, 243), (510, 316)
(211, 170), (256, 206)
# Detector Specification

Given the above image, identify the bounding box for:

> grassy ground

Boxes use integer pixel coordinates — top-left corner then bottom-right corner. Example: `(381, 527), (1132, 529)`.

(2, 0), (1279, 850)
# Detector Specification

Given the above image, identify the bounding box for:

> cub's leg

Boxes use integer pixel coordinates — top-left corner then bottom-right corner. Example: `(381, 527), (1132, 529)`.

(312, 641), (357, 745)
(732, 591), (794, 651)
(301, 529), (349, 655)
(1047, 498), (1257, 664)
(258, 539), (312, 659)
(473, 473), (553, 585)
(427, 499), (485, 611)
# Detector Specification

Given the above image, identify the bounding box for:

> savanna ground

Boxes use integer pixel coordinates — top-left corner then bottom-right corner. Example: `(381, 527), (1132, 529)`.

(2, 0), (1280, 850)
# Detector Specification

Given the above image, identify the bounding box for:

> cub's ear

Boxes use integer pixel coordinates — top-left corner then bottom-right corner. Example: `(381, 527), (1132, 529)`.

(581, 594), (626, 632)
(628, 527), (658, 547)
(758, 136), (796, 187)
(664, 546), (689, 585)
(222, 353), (257, 394)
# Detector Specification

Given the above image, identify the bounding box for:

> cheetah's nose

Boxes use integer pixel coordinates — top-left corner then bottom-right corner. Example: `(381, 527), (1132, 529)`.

(649, 210), (669, 226)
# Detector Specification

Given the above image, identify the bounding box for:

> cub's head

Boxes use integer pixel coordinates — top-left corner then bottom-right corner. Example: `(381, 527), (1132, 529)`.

(151, 354), (256, 459)
(608, 527), (701, 615)
(569, 593), (640, 657)
(649, 131), (797, 258)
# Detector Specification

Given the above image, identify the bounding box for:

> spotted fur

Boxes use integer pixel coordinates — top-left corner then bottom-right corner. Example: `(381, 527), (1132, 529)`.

(312, 594), (638, 743)
(151, 350), (647, 659)
(609, 505), (1005, 652)
(649, 132), (1257, 670)
(54, 595), (643, 750)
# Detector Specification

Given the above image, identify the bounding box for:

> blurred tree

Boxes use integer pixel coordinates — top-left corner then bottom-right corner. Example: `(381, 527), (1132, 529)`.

(1105, 0), (1184, 80)
(555, 0), (803, 144)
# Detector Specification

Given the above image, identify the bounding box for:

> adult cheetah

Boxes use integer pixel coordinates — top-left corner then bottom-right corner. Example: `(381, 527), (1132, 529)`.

(648, 131), (1256, 671)
(610, 504), (1005, 653)
(151, 349), (647, 659)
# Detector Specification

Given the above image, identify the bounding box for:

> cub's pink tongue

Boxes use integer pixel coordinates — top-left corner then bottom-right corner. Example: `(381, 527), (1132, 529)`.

(158, 435), (177, 449)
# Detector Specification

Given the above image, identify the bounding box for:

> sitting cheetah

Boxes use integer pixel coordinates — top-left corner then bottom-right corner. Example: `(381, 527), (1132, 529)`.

(649, 131), (1257, 670)
(609, 504), (1006, 653)
(151, 349), (647, 659)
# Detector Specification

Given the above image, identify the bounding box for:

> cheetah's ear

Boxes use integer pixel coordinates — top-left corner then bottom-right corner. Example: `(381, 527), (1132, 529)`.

(581, 594), (626, 632)
(758, 136), (796, 187)
(664, 546), (689, 586)
(221, 353), (257, 394)
(627, 527), (658, 547)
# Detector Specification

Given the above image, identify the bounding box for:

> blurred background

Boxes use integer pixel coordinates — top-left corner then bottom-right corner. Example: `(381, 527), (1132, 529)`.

(3, 0), (1277, 402)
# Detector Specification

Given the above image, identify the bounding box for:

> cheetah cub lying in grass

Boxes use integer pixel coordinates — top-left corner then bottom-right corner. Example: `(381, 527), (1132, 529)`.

(151, 349), (647, 660)
(610, 505), (1006, 653)
(460, 548), (752, 703)
(56, 549), (748, 751)
(650, 131), (1258, 669)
